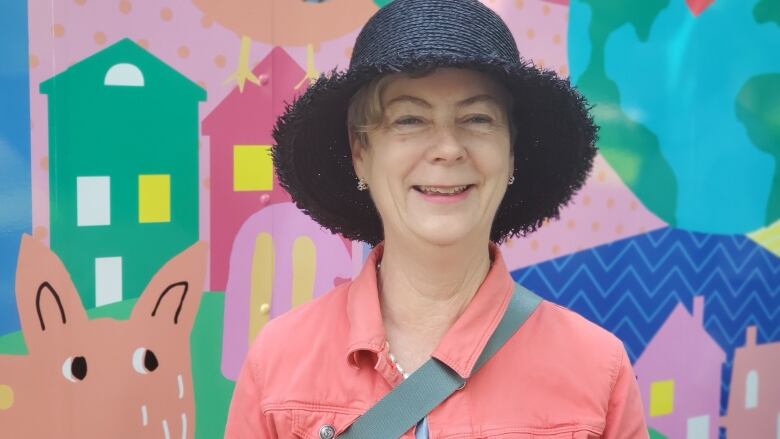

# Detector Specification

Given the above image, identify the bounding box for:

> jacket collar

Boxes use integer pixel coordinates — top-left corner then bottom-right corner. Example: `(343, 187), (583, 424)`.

(345, 242), (515, 378)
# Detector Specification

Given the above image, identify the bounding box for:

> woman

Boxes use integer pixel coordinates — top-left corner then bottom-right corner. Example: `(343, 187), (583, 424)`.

(226, 0), (648, 438)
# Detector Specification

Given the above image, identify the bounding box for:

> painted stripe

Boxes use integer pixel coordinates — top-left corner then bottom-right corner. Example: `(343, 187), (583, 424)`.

(141, 405), (148, 426)
(291, 236), (316, 308)
(248, 233), (274, 345)
(181, 413), (187, 439)
(177, 374), (184, 399)
(162, 419), (171, 439)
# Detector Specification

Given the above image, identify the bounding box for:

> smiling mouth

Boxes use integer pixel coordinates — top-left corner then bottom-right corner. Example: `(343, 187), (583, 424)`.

(413, 185), (473, 195)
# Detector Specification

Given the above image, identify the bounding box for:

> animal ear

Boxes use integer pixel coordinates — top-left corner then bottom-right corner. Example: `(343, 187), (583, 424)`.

(131, 241), (207, 332)
(15, 234), (87, 348)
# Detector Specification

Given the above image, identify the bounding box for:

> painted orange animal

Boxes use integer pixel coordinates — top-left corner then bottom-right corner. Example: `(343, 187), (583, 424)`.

(0, 235), (206, 438)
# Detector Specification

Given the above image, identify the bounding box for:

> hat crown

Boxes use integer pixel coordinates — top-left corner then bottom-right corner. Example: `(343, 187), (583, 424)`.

(350, 0), (520, 69)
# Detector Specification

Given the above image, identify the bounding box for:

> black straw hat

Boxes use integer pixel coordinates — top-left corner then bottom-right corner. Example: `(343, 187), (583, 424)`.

(272, 0), (597, 245)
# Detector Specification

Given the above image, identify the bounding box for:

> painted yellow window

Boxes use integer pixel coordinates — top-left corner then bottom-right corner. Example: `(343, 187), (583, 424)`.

(234, 145), (273, 191)
(649, 379), (675, 417)
(138, 174), (171, 223)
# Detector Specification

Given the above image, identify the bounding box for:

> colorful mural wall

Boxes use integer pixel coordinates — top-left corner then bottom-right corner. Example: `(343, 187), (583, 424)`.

(0, 0), (777, 437)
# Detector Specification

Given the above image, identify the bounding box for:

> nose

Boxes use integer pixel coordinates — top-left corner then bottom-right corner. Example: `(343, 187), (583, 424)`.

(425, 124), (466, 164)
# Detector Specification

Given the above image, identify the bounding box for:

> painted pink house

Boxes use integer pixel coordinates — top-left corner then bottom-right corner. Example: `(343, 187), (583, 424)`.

(220, 202), (353, 379)
(634, 296), (725, 439)
(202, 47), (305, 291)
(721, 326), (780, 438)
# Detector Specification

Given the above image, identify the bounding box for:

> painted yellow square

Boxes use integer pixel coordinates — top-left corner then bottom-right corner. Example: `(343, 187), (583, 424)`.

(234, 145), (273, 191)
(649, 379), (674, 417)
(139, 174), (171, 223)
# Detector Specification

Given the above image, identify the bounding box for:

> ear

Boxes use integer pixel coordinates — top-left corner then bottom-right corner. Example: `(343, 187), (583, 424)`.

(15, 234), (88, 349)
(131, 241), (207, 332)
(349, 131), (367, 181)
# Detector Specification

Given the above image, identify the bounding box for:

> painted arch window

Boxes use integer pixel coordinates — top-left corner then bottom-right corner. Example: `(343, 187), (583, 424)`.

(104, 63), (145, 87)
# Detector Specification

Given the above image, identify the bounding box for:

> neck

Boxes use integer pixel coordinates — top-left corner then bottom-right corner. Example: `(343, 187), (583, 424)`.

(377, 233), (492, 366)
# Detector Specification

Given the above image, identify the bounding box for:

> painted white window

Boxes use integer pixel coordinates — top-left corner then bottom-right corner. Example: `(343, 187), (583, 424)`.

(746, 370), (759, 409)
(77, 176), (111, 226)
(104, 63), (144, 86)
(686, 415), (709, 439)
(95, 257), (122, 306)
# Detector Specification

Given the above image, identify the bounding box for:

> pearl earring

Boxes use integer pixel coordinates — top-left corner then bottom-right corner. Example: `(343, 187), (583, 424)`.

(357, 178), (368, 191)
(508, 175), (515, 186)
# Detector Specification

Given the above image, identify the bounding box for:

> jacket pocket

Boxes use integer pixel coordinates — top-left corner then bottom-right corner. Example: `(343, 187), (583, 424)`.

(289, 407), (361, 439)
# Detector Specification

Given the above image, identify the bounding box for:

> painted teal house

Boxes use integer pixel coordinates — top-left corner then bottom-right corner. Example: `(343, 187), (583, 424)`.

(40, 38), (206, 309)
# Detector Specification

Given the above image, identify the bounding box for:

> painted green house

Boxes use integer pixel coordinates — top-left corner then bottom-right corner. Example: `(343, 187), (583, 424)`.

(40, 38), (206, 309)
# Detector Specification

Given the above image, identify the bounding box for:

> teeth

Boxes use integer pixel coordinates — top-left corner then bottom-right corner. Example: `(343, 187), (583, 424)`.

(417, 185), (469, 195)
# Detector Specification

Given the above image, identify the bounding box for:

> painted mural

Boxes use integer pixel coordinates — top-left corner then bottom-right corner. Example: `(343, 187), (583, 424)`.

(0, 0), (777, 438)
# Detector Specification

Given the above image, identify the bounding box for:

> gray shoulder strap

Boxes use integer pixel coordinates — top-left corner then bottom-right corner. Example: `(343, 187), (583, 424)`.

(339, 283), (543, 439)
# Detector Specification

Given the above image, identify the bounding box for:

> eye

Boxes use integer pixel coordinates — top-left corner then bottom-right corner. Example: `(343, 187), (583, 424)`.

(132, 347), (159, 374)
(465, 115), (494, 124)
(394, 116), (424, 126)
(62, 356), (88, 382)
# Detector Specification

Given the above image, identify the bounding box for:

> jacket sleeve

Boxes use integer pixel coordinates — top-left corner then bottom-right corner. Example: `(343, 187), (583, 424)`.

(224, 344), (276, 439)
(602, 344), (650, 439)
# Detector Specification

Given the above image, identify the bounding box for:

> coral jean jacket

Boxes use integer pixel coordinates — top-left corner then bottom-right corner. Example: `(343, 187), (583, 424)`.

(225, 244), (649, 438)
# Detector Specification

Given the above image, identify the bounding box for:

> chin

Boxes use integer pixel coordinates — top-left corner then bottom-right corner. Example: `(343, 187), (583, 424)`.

(409, 221), (479, 246)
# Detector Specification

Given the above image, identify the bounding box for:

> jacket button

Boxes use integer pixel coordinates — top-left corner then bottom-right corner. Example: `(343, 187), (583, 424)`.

(319, 424), (335, 439)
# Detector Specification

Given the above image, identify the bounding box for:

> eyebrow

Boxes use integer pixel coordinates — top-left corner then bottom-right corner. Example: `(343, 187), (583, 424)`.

(384, 94), (501, 109)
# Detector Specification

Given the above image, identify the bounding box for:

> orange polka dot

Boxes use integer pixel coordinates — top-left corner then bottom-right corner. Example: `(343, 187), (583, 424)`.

(530, 240), (539, 251)
(630, 200), (638, 210)
(597, 170), (607, 182)
(74, 0), (86, 5)
(177, 45), (190, 58)
(591, 222), (601, 232)
(566, 219), (576, 229)
(137, 38), (149, 49)
(160, 7), (173, 22)
(582, 195), (591, 206)
(119, 0), (132, 14)
(553, 34), (561, 45)
(29, 54), (39, 69)
(203, 177), (210, 190)
(551, 244), (560, 255)
(543, 4), (551, 15)
(515, 0), (524, 9)
(639, 226), (647, 233)
(536, 59), (545, 68)
(32, 226), (48, 241)
(558, 65), (569, 76)
(196, 80), (207, 90)
(94, 32), (106, 45)
(505, 238), (514, 248)
(615, 224), (624, 234)
(607, 198), (615, 208)
(214, 54), (226, 68)
(526, 28), (535, 39)
(201, 15), (213, 28)
(39, 156), (48, 170)
(345, 46), (353, 59)
(52, 24), (65, 38)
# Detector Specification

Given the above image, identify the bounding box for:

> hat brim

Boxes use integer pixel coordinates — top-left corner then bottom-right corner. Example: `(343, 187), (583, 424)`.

(272, 55), (598, 245)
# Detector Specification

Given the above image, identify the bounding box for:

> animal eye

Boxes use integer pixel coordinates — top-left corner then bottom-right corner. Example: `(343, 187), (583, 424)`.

(132, 347), (159, 374)
(62, 356), (88, 382)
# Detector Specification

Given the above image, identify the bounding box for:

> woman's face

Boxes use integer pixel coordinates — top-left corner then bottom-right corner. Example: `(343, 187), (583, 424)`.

(352, 68), (514, 247)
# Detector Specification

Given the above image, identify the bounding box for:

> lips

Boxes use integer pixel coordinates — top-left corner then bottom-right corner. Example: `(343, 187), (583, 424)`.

(412, 185), (473, 195)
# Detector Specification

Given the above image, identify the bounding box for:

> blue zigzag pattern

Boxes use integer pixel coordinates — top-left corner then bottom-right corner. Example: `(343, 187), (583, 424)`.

(511, 227), (780, 415)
